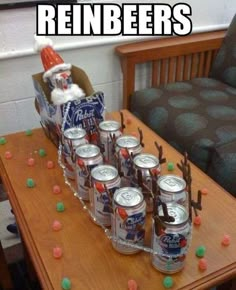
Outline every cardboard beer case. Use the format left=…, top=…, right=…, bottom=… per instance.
left=32, top=66, right=105, bottom=147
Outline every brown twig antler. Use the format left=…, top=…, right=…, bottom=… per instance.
left=153, top=200, right=175, bottom=236
left=138, top=127, right=145, bottom=147
left=120, top=111, right=126, bottom=132
left=154, top=141, right=166, bottom=164
left=191, top=190, right=202, bottom=216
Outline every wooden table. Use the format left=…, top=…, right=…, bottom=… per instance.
left=0, top=110, right=236, bottom=290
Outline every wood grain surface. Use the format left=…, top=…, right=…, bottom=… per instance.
left=0, top=110, right=235, bottom=290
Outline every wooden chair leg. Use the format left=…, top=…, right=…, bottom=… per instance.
left=0, top=240, right=14, bottom=290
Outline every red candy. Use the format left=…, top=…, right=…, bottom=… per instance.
left=194, top=215, right=202, bottom=226
left=47, top=160, right=54, bottom=169
left=27, top=158, right=35, bottom=166
left=221, top=234, right=231, bottom=246
left=5, top=151, right=12, bottom=159
left=53, top=246, right=63, bottom=258
left=53, top=185, right=61, bottom=194
left=198, top=258, right=207, bottom=271
left=128, top=279, right=138, bottom=290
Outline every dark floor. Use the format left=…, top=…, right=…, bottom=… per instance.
left=9, top=260, right=41, bottom=290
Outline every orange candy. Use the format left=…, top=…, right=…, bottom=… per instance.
left=198, top=258, right=207, bottom=270
left=47, top=160, right=54, bottom=169
left=201, top=188, right=208, bottom=195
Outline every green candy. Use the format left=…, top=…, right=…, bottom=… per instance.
left=195, top=245, right=206, bottom=257
left=25, top=129, right=33, bottom=136
left=57, top=202, right=65, bottom=212
left=26, top=178, right=35, bottom=188
left=38, top=148, right=46, bottom=157
left=61, top=277, right=71, bottom=290
left=167, top=162, right=174, bottom=171
left=163, top=276, right=173, bottom=288
left=0, top=137, right=6, bottom=145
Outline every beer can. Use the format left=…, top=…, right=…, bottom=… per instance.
left=151, top=203, right=192, bottom=273
left=112, top=187, right=146, bottom=254
left=99, top=120, right=122, bottom=165
left=157, top=175, right=188, bottom=209
left=115, top=135, right=142, bottom=186
left=133, top=153, right=161, bottom=213
left=75, top=144, right=103, bottom=200
left=62, top=127, right=88, bottom=179
left=91, top=165, right=121, bottom=226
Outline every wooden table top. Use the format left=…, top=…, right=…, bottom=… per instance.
left=0, top=109, right=236, bottom=290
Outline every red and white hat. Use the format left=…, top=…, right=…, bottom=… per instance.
left=34, top=35, right=71, bottom=82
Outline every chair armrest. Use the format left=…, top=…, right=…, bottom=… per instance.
left=115, top=30, right=226, bottom=109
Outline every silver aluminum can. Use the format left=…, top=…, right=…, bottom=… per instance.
left=112, top=187, right=146, bottom=254
left=132, top=153, right=161, bottom=213
left=99, top=120, right=122, bottom=165
left=62, top=127, right=88, bottom=180
left=75, top=144, right=103, bottom=200
left=157, top=175, right=188, bottom=210
left=115, top=135, right=142, bottom=186
left=151, top=203, right=192, bottom=273
left=91, top=165, right=121, bottom=226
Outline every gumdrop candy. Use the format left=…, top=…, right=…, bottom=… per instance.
left=221, top=234, right=231, bottom=246
left=163, top=276, right=174, bottom=288
left=53, top=246, right=63, bottom=259
left=61, top=277, right=71, bottom=290
left=198, top=258, right=207, bottom=271
left=52, top=220, right=62, bottom=231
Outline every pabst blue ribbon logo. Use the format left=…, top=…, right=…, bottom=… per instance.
left=159, top=234, right=187, bottom=255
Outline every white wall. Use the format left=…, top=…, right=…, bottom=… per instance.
left=0, top=0, right=235, bottom=135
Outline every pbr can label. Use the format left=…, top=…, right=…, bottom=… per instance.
left=151, top=204, right=192, bottom=273
left=116, top=136, right=142, bottom=186
left=112, top=187, right=146, bottom=254
left=158, top=175, right=188, bottom=208
left=99, top=120, right=122, bottom=165
left=62, top=127, right=88, bottom=179
left=76, top=144, right=103, bottom=200
left=91, top=165, right=120, bottom=226
left=132, top=153, right=161, bottom=212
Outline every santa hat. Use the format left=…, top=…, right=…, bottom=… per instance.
left=34, top=35, right=71, bottom=82
left=34, top=35, right=85, bottom=105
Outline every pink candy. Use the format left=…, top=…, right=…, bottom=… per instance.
left=47, top=160, right=54, bottom=169
left=128, top=279, right=138, bottom=290
left=5, top=151, right=12, bottom=159
left=198, top=258, right=207, bottom=271
left=194, top=215, right=201, bottom=226
left=221, top=234, right=231, bottom=246
left=27, top=158, right=35, bottom=166
left=52, top=220, right=62, bottom=231
left=53, top=246, right=63, bottom=259
left=53, top=185, right=61, bottom=194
